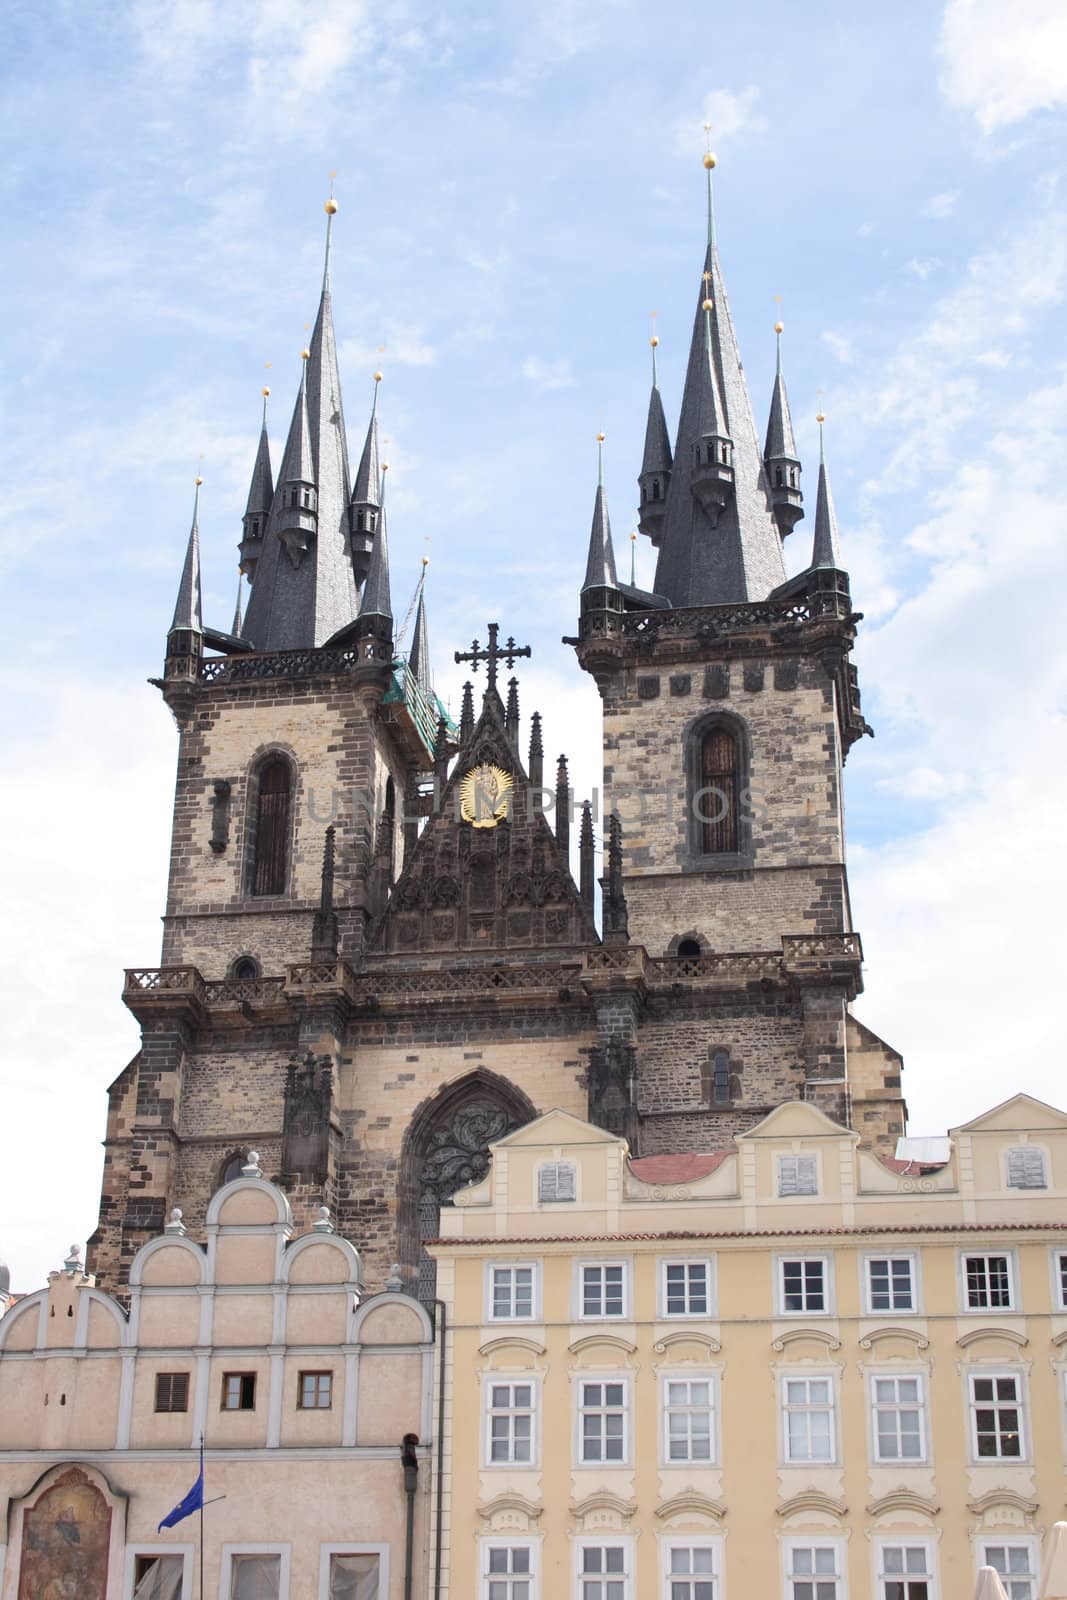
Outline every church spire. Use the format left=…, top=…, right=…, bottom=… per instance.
left=239, top=386, right=274, bottom=581
left=408, top=560, right=431, bottom=695
left=652, top=152, right=787, bottom=607
left=242, top=196, right=358, bottom=651
left=637, top=328, right=673, bottom=546
left=764, top=321, right=804, bottom=538
left=582, top=433, right=619, bottom=592
left=356, top=463, right=392, bottom=633
left=349, top=372, right=382, bottom=586
left=170, top=476, right=203, bottom=636
left=230, top=572, right=245, bottom=639
left=810, top=415, right=842, bottom=570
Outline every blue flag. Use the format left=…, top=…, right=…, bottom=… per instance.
left=158, top=1447, right=204, bottom=1531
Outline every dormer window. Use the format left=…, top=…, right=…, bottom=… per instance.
left=1006, top=1147, right=1046, bottom=1190
left=652, top=478, right=662, bottom=501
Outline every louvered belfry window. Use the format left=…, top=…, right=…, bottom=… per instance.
left=252, top=759, right=291, bottom=896
left=700, top=727, right=739, bottom=854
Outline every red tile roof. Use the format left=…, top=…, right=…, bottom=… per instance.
left=628, top=1152, right=731, bottom=1184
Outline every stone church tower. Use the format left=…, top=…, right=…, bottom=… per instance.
left=88, top=170, right=905, bottom=1300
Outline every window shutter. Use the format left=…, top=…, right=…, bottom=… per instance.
left=253, top=760, right=291, bottom=896
left=1006, top=1147, right=1046, bottom=1189
left=700, top=728, right=739, bottom=854
left=538, top=1162, right=576, bottom=1202
left=778, top=1156, right=818, bottom=1196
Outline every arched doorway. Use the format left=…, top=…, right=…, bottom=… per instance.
left=399, top=1071, right=538, bottom=1304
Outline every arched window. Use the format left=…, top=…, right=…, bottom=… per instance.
left=251, top=758, right=292, bottom=896
left=229, top=955, right=261, bottom=982
left=699, top=725, right=739, bottom=855
left=677, top=937, right=702, bottom=959
left=219, top=1152, right=246, bottom=1186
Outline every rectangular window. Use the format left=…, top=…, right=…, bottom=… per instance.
left=780, top=1257, right=828, bottom=1314
left=866, top=1256, right=916, bottom=1314
left=538, top=1163, right=576, bottom=1202
left=872, top=1375, right=926, bottom=1462
left=663, top=1378, right=715, bottom=1463
left=230, top=1554, right=280, bottom=1600
left=154, top=1372, right=190, bottom=1414
left=328, top=1553, right=380, bottom=1600
left=970, top=1372, right=1024, bottom=1459
left=490, top=1264, right=536, bottom=1321
left=483, top=1545, right=533, bottom=1600
left=664, top=1545, right=717, bottom=1600
left=222, top=1372, right=257, bottom=1411
left=785, top=1544, right=842, bottom=1600
left=579, top=1379, right=628, bottom=1464
left=582, top=1263, right=627, bottom=1319
left=1056, top=1252, right=1067, bottom=1310
left=877, top=1544, right=933, bottom=1600
left=661, top=1260, right=713, bottom=1318
left=981, top=1542, right=1037, bottom=1600
left=487, top=1381, right=535, bottom=1465
left=778, top=1155, right=818, bottom=1196
left=1006, top=1148, right=1046, bottom=1189
left=133, top=1555, right=186, bottom=1600
left=783, top=1377, right=835, bottom=1463
left=298, top=1371, right=332, bottom=1409
left=579, top=1545, right=629, bottom=1600
left=964, top=1254, right=1014, bottom=1310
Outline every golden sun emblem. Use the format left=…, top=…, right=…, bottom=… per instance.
left=459, top=764, right=513, bottom=829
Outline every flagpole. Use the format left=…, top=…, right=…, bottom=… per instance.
left=199, top=1434, right=205, bottom=1600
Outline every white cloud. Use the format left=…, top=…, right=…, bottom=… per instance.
left=821, top=330, right=854, bottom=366
left=674, top=86, right=767, bottom=155
left=905, top=256, right=941, bottom=280
left=939, top=0, right=1067, bottom=132
left=339, top=326, right=438, bottom=371
left=521, top=356, right=576, bottom=390
left=924, top=190, right=959, bottom=219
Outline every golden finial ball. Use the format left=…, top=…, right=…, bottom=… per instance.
left=630, top=529, right=637, bottom=541
left=703, top=152, right=717, bottom=169
left=301, top=347, right=310, bottom=360
left=382, top=461, right=390, bottom=471
left=195, top=475, right=203, bottom=486
left=774, top=321, right=784, bottom=334
left=702, top=297, right=713, bottom=312
left=650, top=335, right=660, bottom=348
left=324, top=197, right=338, bottom=215
left=422, top=555, right=429, bottom=567
left=374, top=369, right=383, bottom=382
left=816, top=412, right=825, bottom=424
left=596, top=431, right=605, bottom=443
left=262, top=385, right=271, bottom=397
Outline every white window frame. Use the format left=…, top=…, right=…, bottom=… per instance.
left=484, top=1376, right=539, bottom=1468
left=660, top=1371, right=719, bottom=1466
left=659, top=1257, right=716, bottom=1319
left=537, top=1162, right=577, bottom=1203
left=317, top=1543, right=390, bottom=1600
left=960, top=1251, right=1016, bottom=1313
left=1005, top=1146, right=1047, bottom=1190
left=576, top=1259, right=631, bottom=1320
left=869, top=1371, right=928, bottom=1464
left=967, top=1368, right=1028, bottom=1462
left=873, top=1538, right=937, bottom=1600
left=782, top=1537, right=847, bottom=1600
left=777, top=1254, right=833, bottom=1316
left=486, top=1261, right=540, bottom=1322
left=780, top=1372, right=838, bottom=1465
left=575, top=1374, right=631, bottom=1467
left=575, top=1536, right=634, bottom=1600
left=977, top=1537, right=1040, bottom=1600
left=660, top=1538, right=722, bottom=1600
left=220, top=1544, right=291, bottom=1600
left=777, top=1153, right=819, bottom=1197
left=478, top=1537, right=539, bottom=1600
left=1051, top=1249, right=1067, bottom=1311
left=863, top=1252, right=920, bottom=1315
left=124, top=1545, right=194, bottom=1600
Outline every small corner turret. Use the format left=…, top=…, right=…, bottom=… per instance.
left=165, top=476, right=204, bottom=688
left=349, top=371, right=383, bottom=586
left=764, top=321, right=803, bottom=538
left=578, top=435, right=624, bottom=675
left=690, top=268, right=735, bottom=526
left=637, top=334, right=673, bottom=545
left=239, top=388, right=274, bottom=580
left=274, top=351, right=318, bottom=569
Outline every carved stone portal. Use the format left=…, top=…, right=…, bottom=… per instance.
left=415, top=1097, right=523, bottom=1303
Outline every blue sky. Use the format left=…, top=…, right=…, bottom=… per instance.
left=2, top=0, right=1066, bottom=1288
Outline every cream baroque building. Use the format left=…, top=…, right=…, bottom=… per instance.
left=430, top=1095, right=1067, bottom=1600
left=0, top=1167, right=432, bottom=1600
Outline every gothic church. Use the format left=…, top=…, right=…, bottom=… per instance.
left=89, top=165, right=905, bottom=1300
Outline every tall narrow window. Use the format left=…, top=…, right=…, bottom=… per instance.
left=699, top=727, right=739, bottom=855
left=252, top=759, right=291, bottom=896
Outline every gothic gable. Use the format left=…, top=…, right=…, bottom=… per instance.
left=372, top=694, right=599, bottom=956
